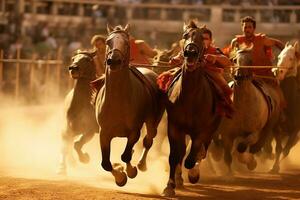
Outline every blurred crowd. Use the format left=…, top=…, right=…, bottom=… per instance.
left=117, top=0, right=300, bottom=5
left=0, top=13, right=99, bottom=62
left=0, top=0, right=299, bottom=62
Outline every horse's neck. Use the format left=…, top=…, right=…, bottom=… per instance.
left=233, top=80, right=256, bottom=104
left=104, top=67, right=131, bottom=106
left=181, top=68, right=204, bottom=93
left=70, top=79, right=93, bottom=109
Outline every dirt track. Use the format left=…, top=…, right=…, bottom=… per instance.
left=0, top=104, right=300, bottom=199
left=1, top=170, right=300, bottom=200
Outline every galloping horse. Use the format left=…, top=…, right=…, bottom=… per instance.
left=219, top=49, right=281, bottom=173
left=94, top=25, right=164, bottom=186
left=58, top=51, right=99, bottom=175
left=270, top=41, right=300, bottom=173
left=162, top=21, right=222, bottom=197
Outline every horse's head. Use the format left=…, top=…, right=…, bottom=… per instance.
left=68, top=50, right=97, bottom=80
left=182, top=21, right=205, bottom=72
left=106, top=24, right=130, bottom=71
left=232, top=47, right=253, bottom=83
left=276, top=42, right=300, bottom=80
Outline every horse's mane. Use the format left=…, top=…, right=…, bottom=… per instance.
left=230, top=44, right=253, bottom=61
left=278, top=44, right=294, bottom=58
left=113, top=25, right=124, bottom=31
left=75, top=49, right=97, bottom=58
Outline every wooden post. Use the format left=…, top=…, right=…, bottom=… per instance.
left=15, top=48, right=21, bottom=99
left=29, top=54, right=36, bottom=95
left=56, top=46, right=62, bottom=96
left=0, top=49, right=3, bottom=91
left=45, top=53, right=50, bottom=99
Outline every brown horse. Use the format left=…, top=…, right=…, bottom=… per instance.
left=218, top=49, right=281, bottom=174
left=57, top=50, right=99, bottom=175
left=162, top=21, right=221, bottom=197
left=94, top=25, right=164, bottom=187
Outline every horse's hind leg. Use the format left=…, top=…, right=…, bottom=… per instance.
left=270, top=132, right=283, bottom=174
left=222, top=136, right=234, bottom=175
left=74, top=132, right=95, bottom=163
left=57, top=129, right=74, bottom=175
left=137, top=121, right=158, bottom=171
left=283, top=129, right=299, bottom=157
left=121, top=132, right=140, bottom=179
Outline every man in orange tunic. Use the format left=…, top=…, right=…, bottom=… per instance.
left=230, top=16, right=284, bottom=77
left=230, top=16, right=286, bottom=112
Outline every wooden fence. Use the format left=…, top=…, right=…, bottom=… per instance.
left=0, top=48, right=73, bottom=102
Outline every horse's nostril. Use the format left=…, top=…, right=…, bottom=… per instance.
left=184, top=50, right=197, bottom=57
left=107, top=59, right=113, bottom=65
left=107, top=58, right=122, bottom=66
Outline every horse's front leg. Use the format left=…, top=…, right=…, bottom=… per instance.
left=270, top=132, right=283, bottom=174
left=237, top=131, right=259, bottom=171
left=162, top=123, right=186, bottom=197
left=74, top=131, right=95, bottom=163
left=100, top=131, right=127, bottom=187
left=138, top=121, right=158, bottom=171
left=185, top=136, right=206, bottom=184
left=121, top=131, right=140, bottom=179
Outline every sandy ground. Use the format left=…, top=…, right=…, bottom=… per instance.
left=0, top=102, right=300, bottom=199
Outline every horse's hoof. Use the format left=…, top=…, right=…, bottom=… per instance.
left=56, top=166, right=67, bottom=176
left=247, top=158, right=257, bottom=171
left=226, top=171, right=234, bottom=177
left=269, top=165, right=280, bottom=174
left=115, top=171, right=127, bottom=187
left=162, top=187, right=175, bottom=197
left=79, top=153, right=90, bottom=164
left=137, top=162, right=147, bottom=172
left=126, top=166, right=138, bottom=179
left=237, top=143, right=247, bottom=153
left=282, top=149, right=290, bottom=158
left=188, top=168, right=200, bottom=184
left=175, top=174, right=184, bottom=189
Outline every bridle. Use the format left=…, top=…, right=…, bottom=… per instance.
left=69, top=52, right=96, bottom=80
left=182, top=27, right=205, bottom=70
left=105, top=30, right=130, bottom=68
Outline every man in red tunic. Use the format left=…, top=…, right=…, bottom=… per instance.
left=159, top=26, right=234, bottom=118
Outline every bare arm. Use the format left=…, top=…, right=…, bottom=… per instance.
left=136, top=40, right=157, bottom=58
left=230, top=38, right=238, bottom=50
left=264, top=37, right=284, bottom=50
left=205, top=54, right=232, bottom=68
left=215, top=54, right=232, bottom=67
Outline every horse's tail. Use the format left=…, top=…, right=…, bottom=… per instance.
left=90, top=74, right=105, bottom=106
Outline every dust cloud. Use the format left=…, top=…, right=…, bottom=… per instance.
left=0, top=95, right=169, bottom=195
left=0, top=94, right=300, bottom=196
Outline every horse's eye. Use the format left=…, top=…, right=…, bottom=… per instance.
left=182, top=33, right=188, bottom=40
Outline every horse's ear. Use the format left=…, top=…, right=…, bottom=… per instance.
left=183, top=22, right=188, bottom=31
left=285, top=41, right=290, bottom=48
left=294, top=41, right=300, bottom=59
left=107, top=24, right=114, bottom=34
left=124, top=24, right=130, bottom=33
left=293, top=41, right=299, bottom=52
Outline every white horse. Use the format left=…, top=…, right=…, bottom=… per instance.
left=276, top=42, right=300, bottom=80
left=270, top=41, right=300, bottom=173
